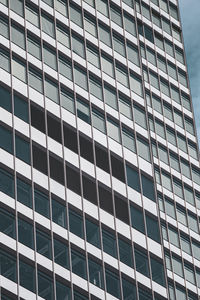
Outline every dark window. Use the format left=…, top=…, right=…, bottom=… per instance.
left=122, top=277, right=137, bottom=300
left=0, top=250, right=16, bottom=282
left=102, top=229, right=117, bottom=258
left=144, top=25, right=154, bottom=42
left=130, top=205, right=145, bottom=233
left=56, top=281, right=71, bottom=300
left=139, top=288, right=153, bottom=300
left=98, top=184, right=113, bottom=214
left=105, top=268, right=121, bottom=299
left=114, top=194, right=129, bottom=224
left=141, top=174, right=155, bottom=201
left=52, top=198, right=66, bottom=228
left=30, top=103, right=45, bottom=133
left=71, top=249, right=87, bottom=279
left=36, top=229, right=52, bottom=259
left=126, top=165, right=140, bottom=192
left=54, top=238, right=69, bottom=269
left=0, top=85, right=12, bottom=112
left=0, top=125, right=13, bottom=153
left=111, top=154, right=125, bottom=182
left=38, top=271, right=54, bottom=300
left=19, top=260, right=35, bottom=292
left=79, top=134, right=94, bottom=163
left=86, top=218, right=100, bottom=248
left=17, top=177, right=32, bottom=208
left=95, top=143, right=110, bottom=173
left=49, top=154, right=64, bottom=185
left=0, top=208, right=15, bottom=238
left=18, top=217, right=34, bottom=249
left=150, top=257, right=166, bottom=286
left=82, top=175, right=97, bottom=205
left=15, top=135, right=30, bottom=164
left=145, top=214, right=160, bottom=243
left=47, top=114, right=62, bottom=143
left=135, top=248, right=149, bottom=277
left=88, top=258, right=104, bottom=289
left=66, top=164, right=81, bottom=195
left=0, top=168, right=14, bottom=198
left=34, top=188, right=50, bottom=218
left=14, top=94, right=29, bottom=123
left=63, top=124, right=78, bottom=153
left=32, top=144, right=48, bottom=175
left=69, top=208, right=84, bottom=238
left=118, top=238, right=133, bottom=267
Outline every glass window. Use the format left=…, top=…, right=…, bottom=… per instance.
left=119, top=96, right=132, bottom=119
left=137, top=137, right=150, bottom=161
left=0, top=208, right=15, bottom=238
left=88, top=258, right=104, bottom=288
left=0, top=250, right=16, bottom=282
left=96, top=0, right=109, bottom=17
left=19, top=260, right=35, bottom=292
left=52, top=198, right=67, bottom=228
left=155, top=120, right=165, bottom=139
left=188, top=214, right=199, bottom=233
left=59, top=55, right=72, bottom=80
left=36, top=229, right=52, bottom=259
left=0, top=16, right=9, bottom=38
left=168, top=62, right=177, bottom=80
left=180, top=235, right=191, bottom=255
left=126, top=165, right=140, bottom=192
left=166, top=127, right=176, bottom=146
left=147, top=48, right=156, bottom=65
left=158, top=55, right=167, bottom=73
left=18, top=217, right=34, bottom=248
left=152, top=11, right=161, bottom=27
left=150, top=257, right=165, bottom=286
left=0, top=49, right=10, bottom=72
left=54, top=238, right=69, bottom=268
left=72, top=34, right=85, bottom=58
left=158, top=145, right=168, bottom=164
left=71, top=249, right=87, bottom=279
left=12, top=57, right=26, bottom=82
left=89, top=76, right=103, bottom=100
left=56, top=24, right=70, bottom=47
left=130, top=73, right=143, bottom=96
left=17, top=177, right=32, bottom=207
left=165, top=198, right=175, bottom=218
left=29, top=67, right=43, bottom=93
left=69, top=209, right=84, bottom=238
left=99, top=24, right=111, bottom=47
left=0, top=85, right=11, bottom=112
left=74, top=66, right=88, bottom=90
left=135, top=249, right=149, bottom=277
left=107, top=118, right=121, bottom=143
left=0, top=168, right=14, bottom=198
left=105, top=268, right=121, bottom=299
left=165, top=40, right=174, bottom=57
left=118, top=238, right=133, bottom=267
left=15, top=135, right=30, bottom=164
left=10, top=0, right=24, bottom=16
left=177, top=134, right=187, bottom=153
left=122, top=128, right=135, bottom=152
left=0, top=125, right=13, bottom=153
left=177, top=207, right=187, bottom=225
left=56, top=281, right=71, bottom=300
left=43, top=0, right=53, bottom=7
left=116, top=64, right=129, bottom=87
left=86, top=218, right=100, bottom=248
left=172, top=26, right=181, bottom=42
left=113, top=34, right=125, bottom=56
left=124, top=13, right=136, bottom=35
left=104, top=84, right=117, bottom=109
left=45, top=77, right=59, bottom=103
left=26, top=4, right=40, bottom=27
left=34, top=189, right=49, bottom=218
left=172, top=256, right=183, bottom=277
left=56, top=0, right=68, bottom=16
left=192, top=241, right=200, bottom=261
left=127, top=43, right=139, bottom=66
left=87, top=44, right=100, bottom=68
left=162, top=18, right=171, bottom=34
left=122, top=278, right=136, bottom=300
left=189, top=142, right=198, bottom=159
left=111, top=5, right=122, bottom=26
left=185, top=117, right=195, bottom=135
left=146, top=214, right=160, bottom=242
left=61, top=89, right=74, bottom=114
left=155, top=34, right=164, bottom=50
left=77, top=99, right=90, bottom=124
left=168, top=227, right=179, bottom=247
left=130, top=205, right=144, bottom=233
left=14, top=94, right=28, bottom=123
left=102, top=229, right=117, bottom=258
left=42, top=14, right=55, bottom=37
left=161, top=172, right=172, bottom=191
left=171, top=85, right=181, bottom=104
left=134, top=105, right=146, bottom=129
left=101, top=55, right=114, bottom=77
left=43, top=45, right=57, bottom=70
left=38, top=271, right=54, bottom=300
left=175, top=46, right=184, bottom=64
left=92, top=108, right=106, bottom=133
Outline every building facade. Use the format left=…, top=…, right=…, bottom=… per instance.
left=0, top=0, right=200, bottom=299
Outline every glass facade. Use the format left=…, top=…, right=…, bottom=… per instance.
left=0, top=0, right=199, bottom=299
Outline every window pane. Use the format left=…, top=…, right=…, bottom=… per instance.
left=71, top=250, right=87, bottom=279
left=135, top=249, right=149, bottom=277
left=14, top=94, right=29, bottom=123
left=88, top=258, right=104, bottom=288
left=0, top=250, right=16, bottom=282
left=104, top=85, right=117, bottom=109
left=0, top=208, right=15, bottom=238
left=122, top=278, right=136, bottom=300
left=52, top=198, right=67, bottom=228
left=18, top=217, right=34, bottom=248
left=101, top=55, right=114, bottom=77
left=56, top=281, right=71, bottom=300
left=130, top=205, right=144, bottom=233
left=0, top=125, right=13, bottom=153
left=122, top=128, right=135, bottom=152
left=126, top=165, right=140, bottom=192
left=42, top=14, right=55, bottom=37
left=38, top=271, right=54, bottom=300
left=151, top=257, right=165, bottom=286
left=89, top=76, right=103, bottom=100
left=102, top=229, right=117, bottom=258
left=34, top=189, right=50, bottom=218
left=0, top=16, right=9, bottom=38
left=19, top=260, right=35, bottom=292
left=43, top=45, right=57, bottom=70
left=0, top=85, right=12, bottom=112
left=70, top=4, right=83, bottom=27
left=130, top=74, right=143, bottom=96
left=54, top=238, right=69, bottom=268
left=137, top=137, right=150, bottom=161
left=59, top=55, right=72, bottom=80
left=56, top=24, right=70, bottom=47
left=77, top=99, right=90, bottom=123
left=105, top=269, right=121, bottom=298
left=86, top=219, right=100, bottom=248
left=0, top=168, right=14, bottom=198
left=45, top=78, right=59, bottom=103
left=92, top=109, right=106, bottom=133
left=118, top=238, right=133, bottom=267
left=61, top=89, right=74, bottom=114
left=25, top=4, right=39, bottom=27
left=17, top=177, right=32, bottom=207
left=15, top=135, right=30, bottom=164
left=107, top=119, right=121, bottom=143
left=10, top=0, right=24, bottom=16
left=29, top=68, right=43, bottom=93
left=72, top=35, right=85, bottom=58
left=69, top=209, right=84, bottom=238
left=36, top=229, right=52, bottom=259
left=12, top=58, right=26, bottom=82
left=74, top=66, right=88, bottom=90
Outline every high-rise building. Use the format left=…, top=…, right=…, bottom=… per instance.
left=0, top=0, right=200, bottom=299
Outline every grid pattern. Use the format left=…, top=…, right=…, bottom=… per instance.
left=0, top=0, right=200, bottom=299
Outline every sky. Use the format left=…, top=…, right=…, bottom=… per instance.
left=179, top=0, right=200, bottom=146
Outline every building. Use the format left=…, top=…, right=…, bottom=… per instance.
left=0, top=0, right=200, bottom=299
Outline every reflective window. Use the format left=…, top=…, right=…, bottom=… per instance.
left=0, top=250, right=16, bottom=282
left=101, top=55, right=114, bottom=77
left=34, top=189, right=50, bottom=218
left=17, top=177, right=32, bottom=207
left=86, top=218, right=100, bottom=248
left=0, top=16, right=9, bottom=38
left=102, top=229, right=117, bottom=258
left=126, top=165, right=140, bottom=192
left=61, top=89, right=74, bottom=114
left=122, top=128, right=135, bottom=152
left=122, top=278, right=136, bottom=300
left=77, top=99, right=90, bottom=124
left=15, top=135, right=30, bottom=164
left=43, top=45, right=57, bottom=70
left=72, top=34, right=85, bottom=58
left=36, top=229, right=52, bottom=259
left=118, top=238, right=133, bottom=267
left=0, top=208, right=15, bottom=238
left=54, top=238, right=69, bottom=268
left=45, top=77, right=59, bottom=103
left=107, top=118, right=121, bottom=143
left=137, top=137, right=150, bottom=161
left=74, top=66, right=88, bottom=90
left=0, top=125, right=13, bottom=153
left=135, top=248, right=149, bottom=277
left=12, top=57, right=26, bottom=82
left=71, top=249, right=87, bottom=279
left=52, top=198, right=67, bottom=228
left=0, top=49, right=10, bottom=72
left=18, top=217, right=34, bottom=248
left=124, top=13, right=136, bottom=35
left=14, top=94, right=29, bottom=123
left=84, top=14, right=97, bottom=37
left=134, top=105, right=146, bottom=128
left=130, top=73, right=143, bottom=96
left=10, top=0, right=24, bottom=16
left=19, top=260, right=35, bottom=292
left=25, top=4, right=40, bottom=27
left=104, top=84, right=117, bottom=109
left=88, top=258, right=104, bottom=289
left=56, top=281, right=71, bottom=300
left=42, top=14, right=55, bottom=38
left=150, top=257, right=165, bottom=286
left=29, top=67, right=43, bottom=93
left=0, top=85, right=12, bottom=112
left=28, top=35, right=41, bottom=60
left=89, top=76, right=103, bottom=100
left=0, top=168, right=14, bottom=198
left=96, top=0, right=109, bottom=17
left=111, top=5, right=122, bottom=26
left=38, top=271, right=54, bottom=300
left=87, top=44, right=100, bottom=68
left=130, top=205, right=144, bottom=233
left=92, top=108, right=106, bottom=133
left=172, top=255, right=183, bottom=277
left=105, top=268, right=121, bottom=298
left=59, top=55, right=72, bottom=80
left=56, top=0, right=68, bottom=17
left=56, top=24, right=70, bottom=47
left=113, top=34, right=125, bottom=56
left=69, top=209, right=84, bottom=238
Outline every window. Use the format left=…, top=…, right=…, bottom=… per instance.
left=130, top=205, right=144, bottom=233
left=56, top=24, right=70, bottom=47
left=61, top=89, right=74, bottom=113
left=71, top=249, right=87, bottom=279
left=17, top=177, right=32, bottom=207
left=113, top=34, right=125, bottom=56
left=59, top=55, right=72, bottom=80
left=104, top=84, right=117, bottom=109
left=56, top=281, right=71, bottom=300
left=111, top=5, right=122, bottom=26
left=0, top=250, right=16, bottom=282
left=87, top=44, right=100, bottom=68
left=101, top=55, right=114, bottom=77
left=158, top=145, right=168, bottom=164
left=130, top=73, right=143, bottom=96
left=118, top=238, right=133, bottom=267
left=43, top=45, right=57, bottom=70
left=99, top=24, right=111, bottom=47
left=19, top=260, right=35, bottom=292
left=74, top=66, right=88, bottom=90
left=26, top=4, right=40, bottom=27
left=72, top=34, right=85, bottom=58
left=142, top=175, right=155, bottom=202
left=105, top=268, right=121, bottom=298
left=150, top=257, right=165, bottom=286
left=29, top=67, right=43, bottom=93
left=84, top=13, right=97, bottom=37
left=116, top=64, right=129, bottom=87
left=119, top=95, right=132, bottom=119
left=126, top=165, right=140, bottom=192
left=0, top=85, right=11, bottom=112
left=28, top=35, right=41, bottom=61
left=127, top=43, right=140, bottom=66
left=38, top=271, right=54, bottom=300
left=134, top=105, right=146, bottom=128
left=122, top=128, right=135, bottom=152
left=0, top=208, right=15, bottom=238
left=168, top=227, right=179, bottom=248
left=0, top=168, right=14, bottom=198
left=88, top=258, right=104, bottom=288
left=137, top=137, right=150, bottom=161
left=188, top=213, right=199, bottom=233
left=0, top=125, right=13, bottom=153
left=122, top=278, right=136, bottom=300
left=36, top=229, right=52, bottom=259
left=92, top=108, right=106, bottom=133
left=124, top=13, right=136, bottom=35
left=135, top=248, right=149, bottom=277
left=89, top=76, right=103, bottom=100
left=70, top=3, right=83, bottom=27
left=18, top=217, right=34, bottom=248
left=10, top=0, right=24, bottom=16
left=69, top=209, right=84, bottom=238
left=165, top=198, right=175, bottom=218
left=102, top=229, right=117, bottom=258
left=12, top=57, right=26, bottom=82
left=96, top=0, right=109, bottom=17
left=34, top=188, right=50, bottom=218
left=107, top=118, right=121, bottom=143
left=77, top=99, right=90, bottom=124
left=86, top=218, right=100, bottom=248
left=52, top=198, right=67, bottom=228
left=172, top=255, right=183, bottom=277
left=56, top=0, right=68, bottom=17
left=0, top=16, right=9, bottom=38
left=54, top=238, right=69, bottom=268
left=161, top=172, right=172, bottom=191
left=42, top=14, right=55, bottom=37
left=0, top=49, right=10, bottom=72
left=45, top=77, right=59, bottom=103
left=15, top=135, right=30, bottom=164
left=146, top=214, right=160, bottom=242
left=155, top=120, right=165, bottom=139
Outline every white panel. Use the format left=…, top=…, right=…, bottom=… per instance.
left=16, top=202, right=33, bottom=220
left=18, top=243, right=35, bottom=261
left=103, top=252, right=118, bottom=270
left=0, top=276, right=17, bottom=296
left=108, top=138, right=123, bottom=157
left=116, top=219, right=131, bottom=239
left=43, top=64, right=58, bottom=81
left=42, top=32, right=56, bottom=48
left=99, top=209, right=115, bottom=229
left=147, top=238, right=162, bottom=258
left=0, top=233, right=16, bottom=251
left=112, top=177, right=126, bottom=197
left=64, top=148, right=79, bottom=168
left=49, top=178, right=65, bottom=200
left=83, top=199, right=99, bottom=220
left=69, top=232, right=85, bottom=250
left=54, top=264, right=71, bottom=282
left=136, top=271, right=151, bottom=288
left=0, top=149, right=14, bottom=170
left=152, top=282, right=167, bottom=298
left=34, top=212, right=51, bottom=230
left=27, top=54, right=42, bottom=70
left=0, top=192, right=15, bottom=209
left=77, top=119, right=92, bottom=138
left=29, top=87, right=44, bottom=107
left=15, top=159, right=32, bottom=180
left=143, top=197, right=157, bottom=216
left=86, top=243, right=102, bottom=260
left=127, top=187, right=142, bottom=207
left=119, top=262, right=135, bottom=279
left=138, top=157, right=153, bottom=176
left=31, top=127, right=46, bottom=148
left=61, top=108, right=76, bottom=128
left=48, top=137, right=63, bottom=158
left=80, top=157, right=95, bottom=178
left=36, top=253, right=53, bottom=271
left=89, top=284, right=106, bottom=300
left=96, top=168, right=111, bottom=188
left=52, top=223, right=68, bottom=240
left=67, top=189, right=82, bottom=210
left=132, top=229, right=146, bottom=249
left=93, top=128, right=107, bottom=147
left=72, top=274, right=88, bottom=291
left=14, top=116, right=29, bottom=137
left=19, top=286, right=36, bottom=300
left=32, top=169, right=49, bottom=190
left=12, top=77, right=28, bottom=98
left=45, top=97, right=60, bottom=118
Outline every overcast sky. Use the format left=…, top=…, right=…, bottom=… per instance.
left=179, top=0, right=200, bottom=146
